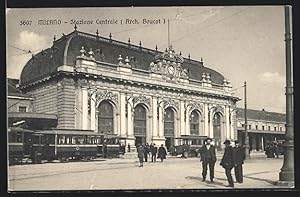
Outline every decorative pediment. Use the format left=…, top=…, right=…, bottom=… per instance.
left=96, top=90, right=118, bottom=104
left=163, top=99, right=179, bottom=110
left=186, top=102, right=204, bottom=113
left=211, top=104, right=224, bottom=114
left=133, top=95, right=151, bottom=107
left=149, top=46, right=189, bottom=81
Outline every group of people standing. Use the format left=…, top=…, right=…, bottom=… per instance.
left=137, top=143, right=167, bottom=167
left=265, top=142, right=281, bottom=158
left=199, top=138, right=245, bottom=188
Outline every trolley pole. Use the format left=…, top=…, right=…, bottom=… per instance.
left=278, top=5, right=294, bottom=187
left=244, top=81, right=250, bottom=159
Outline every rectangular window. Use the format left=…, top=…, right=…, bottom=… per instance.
left=274, top=127, right=277, bottom=131
left=262, top=126, right=265, bottom=130
left=18, top=106, right=27, bottom=112
left=241, top=124, right=244, bottom=127
left=280, top=127, right=282, bottom=131
left=255, top=125, right=258, bottom=130
left=249, top=125, right=251, bottom=130
left=268, top=126, right=271, bottom=130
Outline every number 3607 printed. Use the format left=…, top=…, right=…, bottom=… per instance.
left=20, top=20, right=32, bottom=25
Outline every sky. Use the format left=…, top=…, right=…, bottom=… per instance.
left=6, top=6, right=287, bottom=113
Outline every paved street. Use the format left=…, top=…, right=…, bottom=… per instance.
left=8, top=156, right=288, bottom=191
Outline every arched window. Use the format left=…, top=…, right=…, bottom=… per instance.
left=98, top=100, right=114, bottom=134
left=134, top=104, right=147, bottom=137
left=190, top=110, right=200, bottom=135
left=213, top=112, right=222, bottom=148
left=164, top=107, right=175, bottom=137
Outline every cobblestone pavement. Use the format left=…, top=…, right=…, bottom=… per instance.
left=8, top=156, right=290, bottom=191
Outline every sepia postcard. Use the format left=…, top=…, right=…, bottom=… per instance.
left=6, top=6, right=294, bottom=191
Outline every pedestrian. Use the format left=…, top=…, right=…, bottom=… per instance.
left=265, top=144, right=274, bottom=158
left=137, top=144, right=144, bottom=167
left=144, top=143, right=150, bottom=162
left=273, top=142, right=279, bottom=158
left=233, top=140, right=245, bottom=183
left=150, top=143, right=158, bottom=162
left=157, top=144, right=167, bottom=162
left=127, top=143, right=131, bottom=152
left=220, top=140, right=235, bottom=188
left=199, top=137, right=216, bottom=183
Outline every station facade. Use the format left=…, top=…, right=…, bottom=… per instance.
left=18, top=29, right=239, bottom=151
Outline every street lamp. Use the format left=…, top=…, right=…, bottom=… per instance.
left=244, top=81, right=250, bottom=159
left=278, top=5, right=294, bottom=187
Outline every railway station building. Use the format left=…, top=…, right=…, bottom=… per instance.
left=16, top=29, right=240, bottom=151
left=236, top=108, right=285, bottom=152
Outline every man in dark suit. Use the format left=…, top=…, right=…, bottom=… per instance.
left=233, top=140, right=245, bottom=183
left=199, top=138, right=217, bottom=183
left=220, top=140, right=235, bottom=187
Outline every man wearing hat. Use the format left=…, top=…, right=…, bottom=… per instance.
left=220, top=139, right=235, bottom=187
left=199, top=137, right=217, bottom=183
left=233, top=140, right=245, bottom=183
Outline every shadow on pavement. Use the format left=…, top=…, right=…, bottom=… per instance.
left=186, top=176, right=226, bottom=187
left=243, top=175, right=276, bottom=185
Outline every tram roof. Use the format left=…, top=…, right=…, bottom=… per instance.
left=176, top=135, right=207, bottom=140
left=8, top=127, right=35, bottom=133
left=35, top=129, right=103, bottom=136
left=34, top=129, right=119, bottom=137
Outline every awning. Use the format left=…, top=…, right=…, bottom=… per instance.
left=237, top=129, right=285, bottom=135
left=8, top=112, right=58, bottom=129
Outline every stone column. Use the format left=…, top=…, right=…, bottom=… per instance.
left=225, top=105, right=230, bottom=139
left=152, top=97, right=158, bottom=137
left=158, top=104, right=164, bottom=137
left=90, top=91, right=96, bottom=131
left=209, top=105, right=214, bottom=138
left=126, top=97, right=135, bottom=152
left=186, top=108, right=190, bottom=135
left=204, top=103, right=209, bottom=137
left=82, top=87, right=88, bottom=130
left=261, top=136, right=264, bottom=151
left=180, top=101, right=186, bottom=135
left=127, top=97, right=134, bottom=137
left=120, top=93, right=127, bottom=137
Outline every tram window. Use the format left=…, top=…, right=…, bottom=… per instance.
left=87, top=136, right=91, bottom=144
left=9, top=131, right=20, bottom=143
left=71, top=136, right=77, bottom=144
left=33, top=135, right=40, bottom=144
left=17, top=132, right=22, bottom=143
left=78, top=136, right=85, bottom=144
left=58, top=135, right=66, bottom=144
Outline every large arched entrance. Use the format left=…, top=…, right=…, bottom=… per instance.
left=98, top=100, right=114, bottom=134
left=134, top=104, right=147, bottom=146
left=164, top=107, right=175, bottom=151
left=213, top=112, right=222, bottom=149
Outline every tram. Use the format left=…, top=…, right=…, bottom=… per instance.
left=8, top=127, right=125, bottom=164
left=8, top=127, right=43, bottom=164
left=170, top=135, right=207, bottom=157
